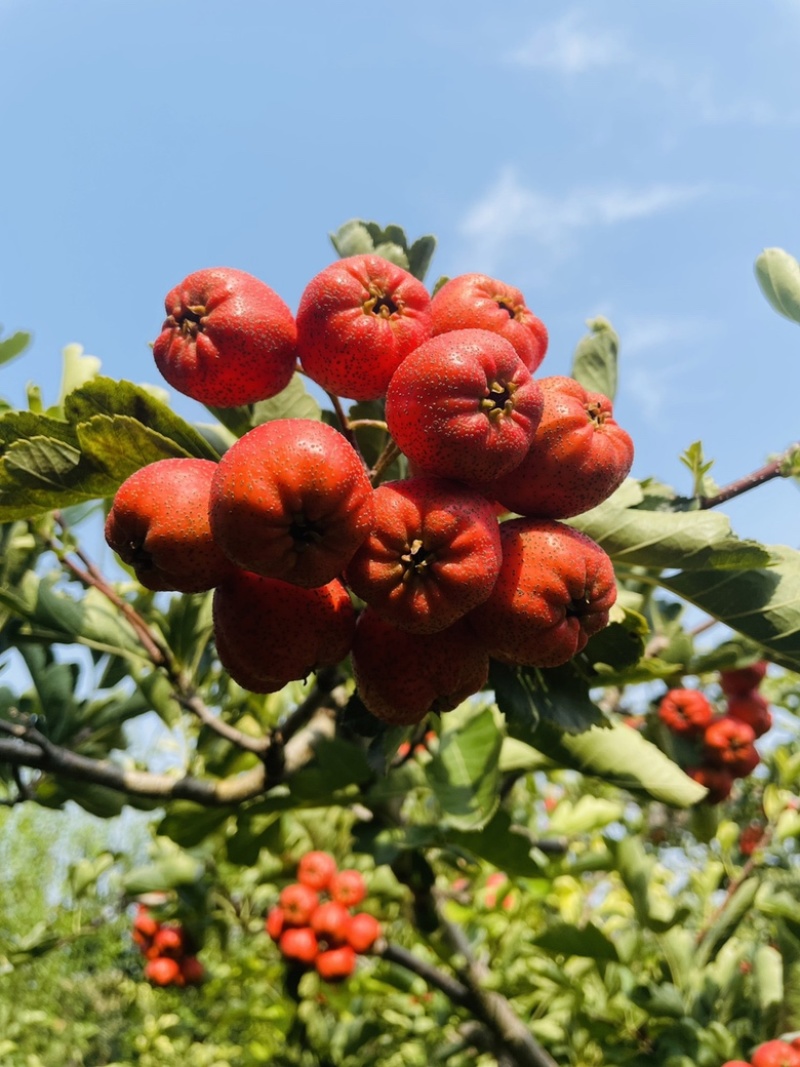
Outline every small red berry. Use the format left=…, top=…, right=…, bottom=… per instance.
left=265, top=907, right=285, bottom=942
left=719, top=660, right=768, bottom=696
left=279, top=926, right=319, bottom=965
left=657, top=688, right=714, bottom=735
left=310, top=901, right=352, bottom=947
left=346, top=913, right=382, bottom=954
left=297, top=851, right=338, bottom=892
left=687, top=765, right=735, bottom=804
left=330, top=869, right=367, bottom=908
left=726, top=692, right=772, bottom=738
left=315, top=945, right=357, bottom=982
left=279, top=883, right=320, bottom=927
left=145, top=956, right=183, bottom=986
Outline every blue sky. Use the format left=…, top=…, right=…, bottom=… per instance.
left=2, top=0, right=800, bottom=549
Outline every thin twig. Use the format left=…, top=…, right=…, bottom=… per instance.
left=699, top=444, right=799, bottom=509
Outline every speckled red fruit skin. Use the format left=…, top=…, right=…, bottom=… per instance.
left=385, top=329, right=543, bottom=484
left=657, top=688, right=714, bottom=735
left=344, top=476, right=502, bottom=634
left=351, top=609, right=490, bottom=726
left=296, top=254, right=432, bottom=401
left=213, top=572, right=355, bottom=693
left=430, top=273, right=548, bottom=372
left=726, top=692, right=772, bottom=738
left=474, top=376, right=634, bottom=519
left=468, top=519, right=617, bottom=669
left=279, top=883, right=320, bottom=926
left=687, top=765, right=734, bottom=804
left=315, top=945, right=357, bottom=982
left=105, top=459, right=235, bottom=593
left=153, top=267, right=297, bottom=407
left=719, top=660, right=768, bottom=696
left=703, top=716, right=760, bottom=777
left=209, top=418, right=374, bottom=589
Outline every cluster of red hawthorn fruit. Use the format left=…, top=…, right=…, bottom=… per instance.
left=656, top=661, right=770, bottom=803
left=104, top=253, right=634, bottom=725
left=265, top=852, right=381, bottom=982
left=131, top=903, right=205, bottom=987
left=723, top=1037, right=800, bottom=1067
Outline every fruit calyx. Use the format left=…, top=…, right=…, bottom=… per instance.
left=400, top=538, right=436, bottom=581
left=289, top=514, right=325, bottom=551
left=166, top=303, right=208, bottom=339
left=586, top=399, right=609, bottom=427
left=480, top=378, right=518, bottom=421
left=363, top=284, right=400, bottom=319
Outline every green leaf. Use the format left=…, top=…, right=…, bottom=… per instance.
left=288, top=737, right=372, bottom=803
left=123, top=852, right=205, bottom=895
left=662, top=545, right=800, bottom=673
left=534, top=921, right=619, bottom=961
left=251, top=373, right=321, bottom=426
left=491, top=660, right=605, bottom=737
left=0, top=330, right=31, bottom=367
left=57, top=344, right=102, bottom=405
left=696, top=877, right=760, bottom=966
left=427, top=706, right=502, bottom=830
left=407, top=236, right=437, bottom=282
left=330, top=219, right=378, bottom=259
left=447, top=810, right=543, bottom=877
left=755, top=247, right=800, bottom=324
left=527, top=719, right=707, bottom=807
left=571, top=483, right=773, bottom=571
left=157, top=802, right=234, bottom=849
left=547, top=795, right=625, bottom=835
left=65, top=377, right=220, bottom=460
left=571, top=316, right=619, bottom=402
left=754, top=943, right=784, bottom=1016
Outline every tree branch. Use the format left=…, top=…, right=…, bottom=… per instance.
left=699, top=444, right=799, bottom=509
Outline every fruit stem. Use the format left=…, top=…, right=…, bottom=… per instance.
left=698, top=443, right=800, bottom=509
left=370, top=439, right=401, bottom=485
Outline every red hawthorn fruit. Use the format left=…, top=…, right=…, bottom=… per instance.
left=209, top=418, right=375, bottom=589
left=296, top=254, right=432, bottom=401
left=179, top=955, right=205, bottom=985
left=145, top=956, right=184, bottom=986
left=344, top=476, right=502, bottom=634
left=720, top=1062, right=754, bottom=1067
left=351, top=609, right=490, bottom=725
left=329, top=869, right=367, bottom=909
left=310, top=900, right=352, bottom=946
left=468, top=519, right=617, bottom=669
left=132, top=904, right=159, bottom=943
left=212, top=572, right=355, bottom=693
left=265, top=907, right=285, bottom=942
left=297, top=851, right=338, bottom=892
left=430, top=273, right=548, bottom=372
left=657, top=688, right=714, bottom=736
left=726, top=691, right=773, bottom=738
left=153, top=267, right=297, bottom=407
left=484, top=872, right=514, bottom=910
left=719, top=660, right=769, bottom=696
left=703, top=717, right=760, bottom=777
left=472, top=375, right=634, bottom=519
left=687, top=765, right=735, bottom=804
left=751, top=1040, right=800, bottom=1067
left=315, top=945, right=357, bottom=982
left=346, top=913, right=381, bottom=954
left=279, top=883, right=320, bottom=927
left=152, top=924, right=185, bottom=960
left=278, top=926, right=319, bottom=965
left=385, top=329, right=544, bottom=484
left=105, top=459, right=235, bottom=593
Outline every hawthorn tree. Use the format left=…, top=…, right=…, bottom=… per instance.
left=0, top=222, right=799, bottom=1067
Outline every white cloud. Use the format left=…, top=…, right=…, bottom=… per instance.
left=459, top=168, right=709, bottom=274
left=508, top=10, right=629, bottom=75
left=507, top=9, right=799, bottom=127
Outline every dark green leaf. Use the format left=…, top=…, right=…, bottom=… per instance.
left=123, top=852, right=206, bottom=895
left=407, top=235, right=437, bottom=282
left=491, top=660, right=605, bottom=737
left=534, top=921, right=619, bottom=961
left=447, top=810, right=543, bottom=877
left=157, top=802, right=233, bottom=849
left=251, top=373, right=322, bottom=426
left=571, top=316, right=619, bottom=402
